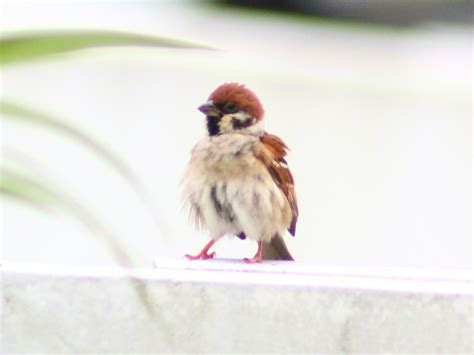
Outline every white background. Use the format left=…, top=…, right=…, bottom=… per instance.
left=1, top=1, right=471, bottom=271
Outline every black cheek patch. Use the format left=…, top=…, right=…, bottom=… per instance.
left=232, top=117, right=253, bottom=130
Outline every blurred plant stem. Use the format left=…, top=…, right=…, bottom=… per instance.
left=1, top=168, right=133, bottom=265
left=0, top=100, right=170, bottom=236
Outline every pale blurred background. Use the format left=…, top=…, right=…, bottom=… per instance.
left=1, top=1, right=471, bottom=271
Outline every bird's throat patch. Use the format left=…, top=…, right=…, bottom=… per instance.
left=206, top=116, right=221, bottom=136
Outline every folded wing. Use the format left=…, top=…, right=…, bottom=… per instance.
left=257, top=132, right=298, bottom=236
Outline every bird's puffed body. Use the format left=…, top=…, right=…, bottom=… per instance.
left=183, top=128, right=292, bottom=243
left=182, top=83, right=298, bottom=263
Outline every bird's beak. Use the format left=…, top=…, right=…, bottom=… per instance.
left=198, top=101, right=219, bottom=116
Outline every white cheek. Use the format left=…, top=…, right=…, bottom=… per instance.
left=219, top=114, right=234, bottom=134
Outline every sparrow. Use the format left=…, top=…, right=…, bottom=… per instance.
left=182, top=83, right=298, bottom=263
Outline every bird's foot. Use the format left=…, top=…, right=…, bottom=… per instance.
left=243, top=255, right=262, bottom=264
left=185, top=251, right=216, bottom=260
left=244, top=240, right=263, bottom=264
left=185, top=239, right=216, bottom=261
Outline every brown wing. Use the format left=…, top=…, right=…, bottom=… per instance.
left=258, top=132, right=298, bottom=236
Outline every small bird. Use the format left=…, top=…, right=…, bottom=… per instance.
left=182, top=83, right=298, bottom=263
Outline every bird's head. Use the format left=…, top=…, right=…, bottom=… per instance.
left=198, top=83, right=264, bottom=136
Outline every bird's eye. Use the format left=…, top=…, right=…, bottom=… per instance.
left=225, top=101, right=236, bottom=112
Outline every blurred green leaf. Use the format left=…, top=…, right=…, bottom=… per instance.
left=1, top=168, right=132, bottom=264
left=0, top=30, right=214, bottom=65
left=0, top=100, right=168, bottom=234
left=1, top=169, right=57, bottom=210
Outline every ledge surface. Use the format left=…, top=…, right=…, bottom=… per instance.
left=2, top=260, right=473, bottom=353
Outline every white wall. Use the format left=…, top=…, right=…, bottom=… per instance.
left=3, top=262, right=472, bottom=353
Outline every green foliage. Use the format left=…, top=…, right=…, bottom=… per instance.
left=0, top=30, right=213, bottom=65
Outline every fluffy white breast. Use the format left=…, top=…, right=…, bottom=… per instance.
left=182, top=131, right=291, bottom=241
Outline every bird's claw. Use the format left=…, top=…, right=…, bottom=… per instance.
left=243, top=256, right=262, bottom=264
left=185, top=251, right=216, bottom=260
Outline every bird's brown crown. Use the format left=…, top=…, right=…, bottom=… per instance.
left=208, top=83, right=264, bottom=121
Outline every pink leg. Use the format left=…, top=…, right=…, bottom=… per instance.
left=185, top=240, right=216, bottom=260
left=244, top=240, right=263, bottom=264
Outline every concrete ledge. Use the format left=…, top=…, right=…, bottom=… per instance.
left=2, top=261, right=473, bottom=353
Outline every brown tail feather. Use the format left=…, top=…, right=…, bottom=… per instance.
left=262, top=234, right=294, bottom=261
